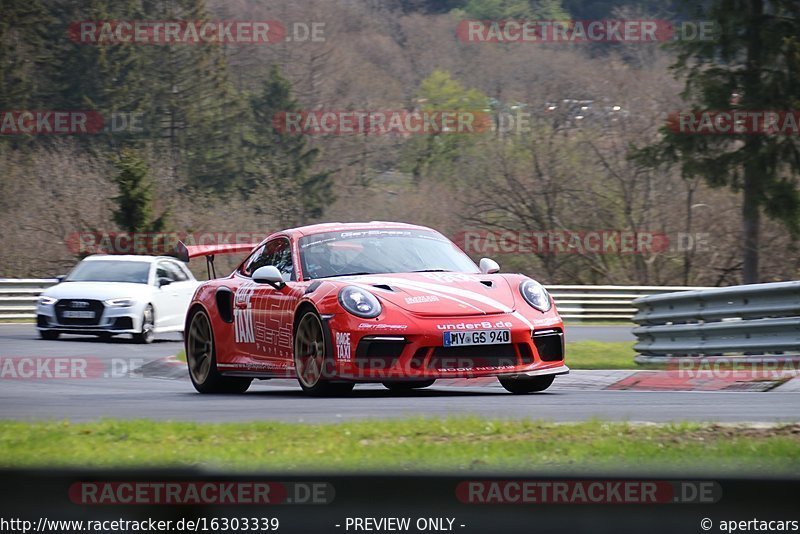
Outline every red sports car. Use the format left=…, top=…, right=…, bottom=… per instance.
left=178, top=222, right=568, bottom=396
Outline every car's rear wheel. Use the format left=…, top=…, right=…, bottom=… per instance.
left=187, top=309, right=251, bottom=394
left=498, top=375, right=555, bottom=394
left=382, top=380, right=435, bottom=392
left=132, top=304, right=154, bottom=344
left=294, top=311, right=354, bottom=396
left=39, top=330, right=60, bottom=340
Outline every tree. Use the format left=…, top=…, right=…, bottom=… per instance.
left=401, top=70, right=489, bottom=182
left=246, top=65, right=332, bottom=225
left=111, top=149, right=168, bottom=233
left=635, top=0, right=800, bottom=283
left=0, top=0, right=51, bottom=110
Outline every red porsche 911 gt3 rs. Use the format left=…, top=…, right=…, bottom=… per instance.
left=178, top=222, right=568, bottom=396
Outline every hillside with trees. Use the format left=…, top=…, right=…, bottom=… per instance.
left=1, top=0, right=799, bottom=285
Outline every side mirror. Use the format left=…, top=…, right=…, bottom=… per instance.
left=56, top=275, right=66, bottom=283
left=158, top=277, right=173, bottom=288
left=479, top=258, right=500, bottom=274
left=252, top=265, right=285, bottom=289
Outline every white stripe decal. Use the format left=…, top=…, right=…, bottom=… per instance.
left=349, top=279, right=486, bottom=314
left=354, top=276, right=513, bottom=314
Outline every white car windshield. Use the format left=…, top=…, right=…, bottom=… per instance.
left=299, top=229, right=479, bottom=280
left=65, top=260, right=151, bottom=284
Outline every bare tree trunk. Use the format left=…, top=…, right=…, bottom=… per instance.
left=741, top=0, right=763, bottom=285
left=742, top=166, right=760, bottom=284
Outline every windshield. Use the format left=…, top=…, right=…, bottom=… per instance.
left=299, top=229, right=479, bottom=280
left=65, top=260, right=151, bottom=284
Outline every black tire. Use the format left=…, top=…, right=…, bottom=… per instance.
left=186, top=309, right=251, bottom=394
left=39, top=330, right=60, bottom=340
left=132, top=304, right=155, bottom=344
left=498, top=375, right=555, bottom=394
left=294, top=310, right=354, bottom=396
left=382, top=380, right=435, bottom=392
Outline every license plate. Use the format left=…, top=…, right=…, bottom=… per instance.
left=443, top=329, right=511, bottom=347
left=63, top=310, right=95, bottom=319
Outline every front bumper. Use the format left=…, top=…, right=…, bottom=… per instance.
left=326, top=313, right=568, bottom=381
left=36, top=301, right=143, bottom=335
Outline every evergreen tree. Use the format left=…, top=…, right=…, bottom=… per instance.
left=246, top=65, right=331, bottom=225
left=635, top=0, right=800, bottom=283
left=0, top=0, right=52, bottom=110
left=112, top=149, right=168, bottom=233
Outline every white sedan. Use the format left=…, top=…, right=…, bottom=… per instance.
left=36, top=255, right=199, bottom=343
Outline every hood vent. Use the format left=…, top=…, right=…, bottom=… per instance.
left=480, top=280, right=494, bottom=288
left=371, top=284, right=395, bottom=292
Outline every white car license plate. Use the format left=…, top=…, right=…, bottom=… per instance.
left=63, top=310, right=95, bottom=319
left=443, top=329, right=511, bottom=347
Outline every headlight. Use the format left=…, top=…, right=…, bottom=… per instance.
left=338, top=286, right=382, bottom=318
left=38, top=296, right=57, bottom=306
left=519, top=280, right=551, bottom=312
left=105, top=298, right=135, bottom=308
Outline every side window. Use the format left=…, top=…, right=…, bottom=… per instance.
left=239, top=239, right=294, bottom=281
left=163, top=262, right=188, bottom=281
left=155, top=263, right=174, bottom=284
left=240, top=245, right=267, bottom=277
left=270, top=239, right=294, bottom=281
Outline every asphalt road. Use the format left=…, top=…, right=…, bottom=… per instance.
left=3, top=323, right=798, bottom=424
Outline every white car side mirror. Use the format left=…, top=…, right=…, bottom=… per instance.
left=479, top=258, right=500, bottom=274
left=252, top=265, right=285, bottom=288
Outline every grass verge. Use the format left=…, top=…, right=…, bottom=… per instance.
left=566, top=341, right=638, bottom=369
left=1, top=419, right=798, bottom=473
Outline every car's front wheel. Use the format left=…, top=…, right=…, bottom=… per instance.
left=294, top=311, right=354, bottom=396
left=39, top=330, right=60, bottom=340
left=186, top=309, right=251, bottom=394
left=132, top=304, right=155, bottom=344
left=498, top=375, right=555, bottom=394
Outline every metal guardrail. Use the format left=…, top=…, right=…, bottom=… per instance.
left=0, top=279, right=59, bottom=319
left=632, top=281, right=800, bottom=360
left=0, top=278, right=708, bottom=322
left=547, top=285, right=707, bottom=321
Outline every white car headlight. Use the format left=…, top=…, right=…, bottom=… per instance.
left=519, top=280, right=552, bottom=312
left=105, top=298, right=135, bottom=308
left=38, top=296, right=57, bottom=306
left=338, top=286, right=382, bottom=318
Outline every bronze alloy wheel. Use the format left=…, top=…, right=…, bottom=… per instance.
left=294, top=311, right=354, bottom=396
left=186, top=309, right=250, bottom=394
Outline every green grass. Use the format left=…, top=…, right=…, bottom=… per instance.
left=1, top=419, right=798, bottom=473
left=566, top=341, right=637, bottom=369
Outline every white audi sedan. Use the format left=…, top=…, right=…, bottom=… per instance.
left=36, top=255, right=199, bottom=343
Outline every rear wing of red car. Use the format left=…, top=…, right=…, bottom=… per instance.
left=176, top=241, right=256, bottom=278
